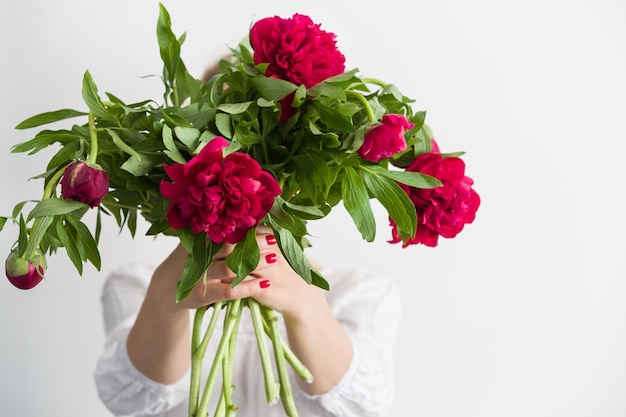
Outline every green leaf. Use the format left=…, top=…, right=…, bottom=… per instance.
left=65, top=214, right=101, bottom=270
left=315, top=102, right=354, bottom=133
left=56, top=219, right=83, bottom=274
left=307, top=82, right=346, bottom=101
left=81, top=71, right=110, bottom=120
left=176, top=234, right=222, bottom=302
left=106, top=129, right=142, bottom=161
left=275, top=227, right=313, bottom=285
left=310, top=270, right=329, bottom=290
left=366, top=166, right=442, bottom=188
left=215, top=113, right=233, bottom=139
left=15, top=109, right=88, bottom=130
left=282, top=201, right=331, bottom=220
left=342, top=167, right=376, bottom=242
left=292, top=152, right=331, bottom=204
left=174, top=126, right=201, bottom=150
left=27, top=198, right=87, bottom=222
left=24, top=215, right=54, bottom=260
left=162, top=124, right=187, bottom=163
left=0, top=217, right=7, bottom=232
left=120, top=153, right=162, bottom=176
left=157, top=4, right=180, bottom=87
left=323, top=68, right=360, bottom=83
left=362, top=170, right=417, bottom=241
left=18, top=215, right=27, bottom=256
left=217, top=102, right=253, bottom=115
left=11, top=130, right=81, bottom=155
left=226, top=228, right=260, bottom=287
left=252, top=77, right=298, bottom=101
left=12, top=201, right=31, bottom=220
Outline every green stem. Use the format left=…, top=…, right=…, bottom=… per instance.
left=21, top=164, right=70, bottom=259
left=248, top=299, right=281, bottom=404
left=261, top=316, right=313, bottom=384
left=214, top=391, right=226, bottom=417
left=261, top=306, right=299, bottom=417
left=87, top=112, right=99, bottom=165
left=189, top=303, right=223, bottom=417
left=345, top=90, right=377, bottom=124
left=360, top=77, right=388, bottom=88
left=223, top=302, right=241, bottom=416
left=196, top=299, right=242, bottom=417
left=43, top=165, right=68, bottom=200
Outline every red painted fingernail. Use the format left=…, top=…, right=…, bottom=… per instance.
left=265, top=253, right=277, bottom=264
left=266, top=235, right=276, bottom=245
left=259, top=280, right=271, bottom=289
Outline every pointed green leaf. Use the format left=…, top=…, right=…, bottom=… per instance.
left=11, top=130, right=81, bottom=155
left=162, top=124, right=187, bottom=163
left=274, top=227, right=312, bottom=284
left=176, top=235, right=222, bottom=302
left=215, top=113, right=232, bottom=139
left=226, top=228, right=260, bottom=287
left=365, top=166, right=441, bottom=188
left=292, top=152, right=331, bottom=204
left=252, top=77, right=298, bottom=101
left=362, top=170, right=417, bottom=241
left=315, top=102, right=354, bottom=133
left=106, top=129, right=142, bottom=161
left=56, top=220, right=83, bottom=274
left=217, top=102, right=253, bottom=115
left=15, top=109, right=88, bottom=130
left=120, top=153, right=162, bottom=176
left=307, top=82, right=346, bottom=101
left=342, top=167, right=376, bottom=242
left=81, top=71, right=110, bottom=120
left=27, top=198, right=87, bottom=222
left=24, top=215, right=54, bottom=260
left=64, top=214, right=101, bottom=270
left=174, top=126, right=201, bottom=150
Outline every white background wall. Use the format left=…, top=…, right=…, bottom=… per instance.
left=1, top=1, right=625, bottom=416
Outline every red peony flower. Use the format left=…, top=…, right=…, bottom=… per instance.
left=159, top=137, right=282, bottom=244
left=390, top=150, right=480, bottom=247
left=250, top=13, right=346, bottom=120
left=358, top=114, right=414, bottom=162
left=60, top=161, right=109, bottom=208
left=5, top=248, right=46, bottom=290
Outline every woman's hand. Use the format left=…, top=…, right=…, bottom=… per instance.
left=151, top=226, right=321, bottom=318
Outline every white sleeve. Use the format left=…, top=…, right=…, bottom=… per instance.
left=92, top=264, right=189, bottom=417
left=292, top=267, right=402, bottom=417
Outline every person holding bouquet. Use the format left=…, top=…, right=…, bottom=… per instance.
left=2, top=7, right=479, bottom=417
left=93, top=222, right=401, bottom=417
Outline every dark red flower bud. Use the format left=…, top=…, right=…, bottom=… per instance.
left=60, top=161, right=109, bottom=208
left=5, top=248, right=47, bottom=290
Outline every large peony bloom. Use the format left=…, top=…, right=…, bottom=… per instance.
left=390, top=149, right=480, bottom=247
left=250, top=13, right=346, bottom=120
left=250, top=13, right=345, bottom=88
left=160, top=137, right=282, bottom=244
left=60, top=161, right=109, bottom=208
left=358, top=114, right=414, bottom=162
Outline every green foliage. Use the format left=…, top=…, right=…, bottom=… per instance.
left=2, top=4, right=443, bottom=301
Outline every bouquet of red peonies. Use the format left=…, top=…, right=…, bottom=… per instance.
left=1, top=4, right=480, bottom=416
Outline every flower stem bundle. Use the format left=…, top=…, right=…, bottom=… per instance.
left=189, top=299, right=311, bottom=417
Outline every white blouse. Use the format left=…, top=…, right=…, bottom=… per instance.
left=93, top=263, right=401, bottom=417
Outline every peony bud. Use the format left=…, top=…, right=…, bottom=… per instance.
left=358, top=114, right=414, bottom=162
left=60, top=161, right=110, bottom=208
left=5, top=248, right=47, bottom=290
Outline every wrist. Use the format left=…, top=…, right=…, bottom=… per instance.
left=282, top=285, right=329, bottom=325
left=146, top=243, right=190, bottom=319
